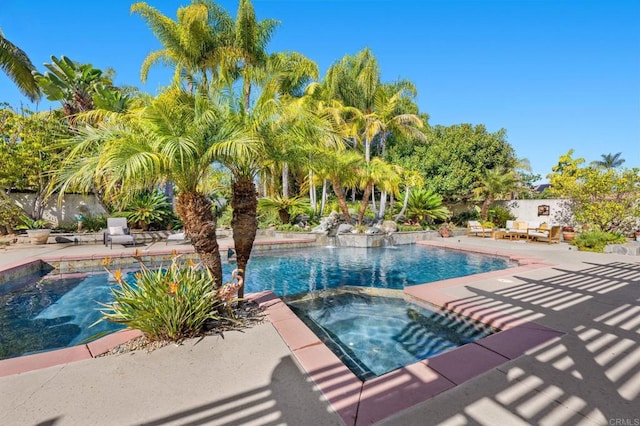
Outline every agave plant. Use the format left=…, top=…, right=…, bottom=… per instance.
left=258, top=195, right=310, bottom=224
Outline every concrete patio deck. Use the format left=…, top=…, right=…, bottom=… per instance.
left=0, top=235, right=638, bottom=425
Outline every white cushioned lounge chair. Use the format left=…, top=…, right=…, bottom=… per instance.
left=104, top=217, right=135, bottom=249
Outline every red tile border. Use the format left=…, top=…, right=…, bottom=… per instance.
left=0, top=345, right=92, bottom=377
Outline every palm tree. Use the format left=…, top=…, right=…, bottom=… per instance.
left=592, top=152, right=625, bottom=169
left=473, top=167, right=518, bottom=220
left=131, top=1, right=235, bottom=92
left=355, top=158, right=400, bottom=224
left=55, top=88, right=252, bottom=287
left=233, top=0, right=280, bottom=107
left=0, top=29, right=40, bottom=102
left=394, top=169, right=424, bottom=220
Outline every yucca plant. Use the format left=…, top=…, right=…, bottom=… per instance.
left=98, top=256, right=222, bottom=341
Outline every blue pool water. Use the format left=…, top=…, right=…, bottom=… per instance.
left=288, top=291, right=495, bottom=380
left=0, top=245, right=514, bottom=360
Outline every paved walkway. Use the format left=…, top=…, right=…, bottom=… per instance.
left=0, top=236, right=639, bottom=425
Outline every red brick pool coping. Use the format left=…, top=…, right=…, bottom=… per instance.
left=0, top=239, right=564, bottom=425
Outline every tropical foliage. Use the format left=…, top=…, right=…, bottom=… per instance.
left=571, top=230, right=626, bottom=253
left=119, top=191, right=174, bottom=230
left=401, top=189, right=450, bottom=226
left=548, top=150, right=640, bottom=234
left=0, top=29, right=40, bottom=101
left=99, top=256, right=223, bottom=341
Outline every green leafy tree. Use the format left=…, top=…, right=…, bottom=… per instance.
left=389, top=123, right=517, bottom=202
left=0, top=30, right=40, bottom=102
left=548, top=150, right=640, bottom=233
left=0, top=107, right=71, bottom=219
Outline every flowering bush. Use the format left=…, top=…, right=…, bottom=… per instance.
left=98, top=255, right=222, bottom=341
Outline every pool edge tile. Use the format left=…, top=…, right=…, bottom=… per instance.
left=292, top=343, right=362, bottom=426
left=423, top=343, right=509, bottom=385
left=87, top=329, right=144, bottom=357
left=355, top=362, right=455, bottom=426
left=0, top=345, right=92, bottom=377
left=475, top=323, right=565, bottom=360
left=270, top=316, right=322, bottom=351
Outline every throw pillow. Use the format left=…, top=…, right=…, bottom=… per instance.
left=109, top=226, right=124, bottom=235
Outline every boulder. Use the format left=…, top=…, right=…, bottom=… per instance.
left=337, top=224, right=354, bottom=234
left=365, top=227, right=383, bottom=235
left=380, top=220, right=398, bottom=233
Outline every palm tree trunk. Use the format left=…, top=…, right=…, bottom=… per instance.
left=332, top=178, right=351, bottom=222
left=395, top=186, right=411, bottom=220
left=231, top=176, right=258, bottom=299
left=320, top=179, right=328, bottom=216
left=175, top=191, right=223, bottom=288
left=370, top=185, right=377, bottom=217
left=365, top=137, right=371, bottom=163
left=282, top=162, right=289, bottom=198
left=379, top=190, right=387, bottom=218
left=358, top=183, right=373, bottom=224
left=481, top=195, right=494, bottom=221
left=309, top=170, right=316, bottom=214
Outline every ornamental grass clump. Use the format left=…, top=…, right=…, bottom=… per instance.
left=99, top=256, right=222, bottom=341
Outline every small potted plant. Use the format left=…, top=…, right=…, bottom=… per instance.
left=562, top=225, right=576, bottom=242
left=15, top=215, right=52, bottom=244
left=438, top=222, right=454, bottom=238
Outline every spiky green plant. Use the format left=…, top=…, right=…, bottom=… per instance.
left=403, top=189, right=450, bottom=225
left=98, top=256, right=222, bottom=341
left=258, top=195, right=310, bottom=224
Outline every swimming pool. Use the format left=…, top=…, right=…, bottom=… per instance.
left=0, top=245, right=514, bottom=359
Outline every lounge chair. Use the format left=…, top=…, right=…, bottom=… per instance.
left=466, top=221, right=490, bottom=237
left=527, top=224, right=561, bottom=244
left=166, top=231, right=188, bottom=245
left=104, top=217, right=135, bottom=249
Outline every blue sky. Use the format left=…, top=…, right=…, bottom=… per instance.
left=1, top=0, right=638, bottom=180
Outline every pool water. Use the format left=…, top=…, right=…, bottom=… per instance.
left=0, top=245, right=513, bottom=360
left=288, top=291, right=495, bottom=380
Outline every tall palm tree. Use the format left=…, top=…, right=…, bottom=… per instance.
left=0, top=29, right=40, bottom=102
left=473, top=167, right=519, bottom=220
left=233, top=0, right=280, bottom=107
left=592, top=152, right=625, bottom=169
left=131, top=1, right=235, bottom=92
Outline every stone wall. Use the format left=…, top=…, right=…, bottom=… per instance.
left=9, top=193, right=107, bottom=227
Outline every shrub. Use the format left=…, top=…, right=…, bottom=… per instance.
left=258, top=196, right=310, bottom=224
left=398, top=224, right=423, bottom=232
left=487, top=206, right=515, bottom=228
left=275, top=224, right=309, bottom=232
left=451, top=208, right=480, bottom=227
left=119, top=191, right=173, bottom=230
left=80, top=214, right=107, bottom=232
left=98, top=256, right=222, bottom=341
left=571, top=230, right=626, bottom=253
